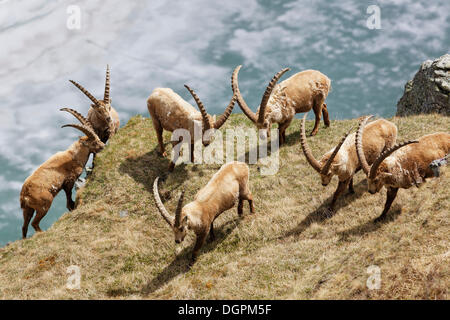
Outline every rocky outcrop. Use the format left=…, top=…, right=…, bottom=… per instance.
left=397, top=54, right=449, bottom=116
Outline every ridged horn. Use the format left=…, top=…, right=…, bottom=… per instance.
left=355, top=115, right=374, bottom=176
left=300, top=113, right=322, bottom=173
left=104, top=64, right=110, bottom=103
left=369, top=140, right=419, bottom=179
left=231, top=65, right=258, bottom=123
left=321, top=126, right=354, bottom=175
left=60, top=108, right=93, bottom=130
left=174, top=190, right=185, bottom=227
left=257, top=68, right=290, bottom=124
left=214, top=94, right=236, bottom=129
left=61, top=124, right=100, bottom=141
left=152, top=177, right=175, bottom=227
left=69, top=80, right=100, bottom=108
left=184, top=84, right=213, bottom=131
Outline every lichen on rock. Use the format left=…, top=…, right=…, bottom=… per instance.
left=397, top=54, right=449, bottom=116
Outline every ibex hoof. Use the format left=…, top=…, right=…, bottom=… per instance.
left=374, top=215, right=386, bottom=223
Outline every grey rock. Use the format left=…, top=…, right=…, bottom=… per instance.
left=120, top=210, right=128, bottom=217
left=397, top=54, right=450, bottom=116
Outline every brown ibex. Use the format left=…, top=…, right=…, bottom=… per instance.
left=152, top=161, right=254, bottom=265
left=356, top=116, right=450, bottom=222
left=232, top=65, right=331, bottom=144
left=69, top=65, right=120, bottom=143
left=147, top=84, right=235, bottom=171
left=20, top=109, right=104, bottom=238
left=300, top=114, right=397, bottom=211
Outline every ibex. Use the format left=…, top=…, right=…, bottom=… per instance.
left=147, top=84, right=235, bottom=171
left=69, top=65, right=120, bottom=143
left=356, top=116, right=450, bottom=222
left=232, top=65, right=331, bottom=144
left=20, top=109, right=104, bottom=238
left=152, top=161, right=255, bottom=265
left=300, top=114, right=397, bottom=211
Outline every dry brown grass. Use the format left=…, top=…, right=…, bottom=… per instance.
left=0, top=114, right=448, bottom=299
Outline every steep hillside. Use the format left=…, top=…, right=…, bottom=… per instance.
left=0, top=114, right=448, bottom=299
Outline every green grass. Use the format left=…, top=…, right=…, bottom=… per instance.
left=0, top=114, right=448, bottom=299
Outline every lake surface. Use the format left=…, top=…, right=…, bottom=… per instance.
left=0, top=0, right=448, bottom=246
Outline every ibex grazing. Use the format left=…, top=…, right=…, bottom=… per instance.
left=153, top=161, right=255, bottom=265
left=356, top=115, right=450, bottom=222
left=69, top=65, right=120, bottom=143
left=300, top=114, right=397, bottom=211
left=232, top=65, right=331, bottom=144
left=147, top=85, right=235, bottom=171
left=20, top=109, right=104, bottom=238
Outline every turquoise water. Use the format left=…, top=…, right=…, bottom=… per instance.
left=0, top=0, right=449, bottom=246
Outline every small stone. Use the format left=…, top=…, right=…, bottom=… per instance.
left=119, top=210, right=128, bottom=217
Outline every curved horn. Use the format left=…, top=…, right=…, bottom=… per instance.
left=174, top=190, right=185, bottom=227
left=69, top=80, right=100, bottom=107
left=320, top=126, right=354, bottom=175
left=257, top=68, right=290, bottom=124
left=184, top=84, right=212, bottom=130
left=214, top=94, right=236, bottom=129
left=60, top=108, right=93, bottom=129
left=104, top=64, right=110, bottom=103
left=369, top=140, right=419, bottom=179
left=355, top=115, right=374, bottom=176
left=152, top=177, right=175, bottom=227
left=231, top=65, right=258, bottom=123
left=61, top=124, right=99, bottom=141
left=300, top=113, right=322, bottom=173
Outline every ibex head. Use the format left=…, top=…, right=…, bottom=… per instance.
left=355, top=116, right=418, bottom=194
left=300, top=113, right=352, bottom=186
left=60, top=108, right=105, bottom=153
left=184, top=85, right=236, bottom=146
left=231, top=65, right=290, bottom=140
left=153, top=177, right=189, bottom=244
left=69, top=65, right=115, bottom=135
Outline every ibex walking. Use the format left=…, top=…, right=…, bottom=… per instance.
left=153, top=161, right=254, bottom=265
left=69, top=65, right=120, bottom=143
left=147, top=84, right=235, bottom=171
left=300, top=114, right=397, bottom=211
left=356, top=116, right=450, bottom=222
left=232, top=65, right=331, bottom=144
left=20, top=109, right=104, bottom=238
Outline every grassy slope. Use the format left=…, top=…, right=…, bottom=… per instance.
left=0, top=114, right=448, bottom=299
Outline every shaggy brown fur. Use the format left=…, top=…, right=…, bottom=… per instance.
left=147, top=85, right=235, bottom=171
left=153, top=161, right=254, bottom=265
left=300, top=114, right=397, bottom=211
left=20, top=111, right=104, bottom=238
left=232, top=65, right=331, bottom=144
left=356, top=116, right=450, bottom=222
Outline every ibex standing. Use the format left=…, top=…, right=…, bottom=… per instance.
left=232, top=65, right=331, bottom=144
left=152, top=161, right=254, bottom=265
left=147, top=84, right=235, bottom=171
left=355, top=116, right=450, bottom=222
left=300, top=114, right=397, bottom=211
left=69, top=65, right=120, bottom=143
left=20, top=109, right=104, bottom=238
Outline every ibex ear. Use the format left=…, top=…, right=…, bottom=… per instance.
left=182, top=215, right=188, bottom=225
